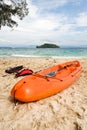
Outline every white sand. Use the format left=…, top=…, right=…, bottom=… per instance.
left=0, top=57, right=87, bottom=130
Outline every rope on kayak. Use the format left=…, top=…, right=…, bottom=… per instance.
left=71, top=67, right=82, bottom=77
left=14, top=90, right=18, bottom=106
left=33, top=61, right=80, bottom=81
left=33, top=73, right=63, bottom=82
left=33, top=73, right=50, bottom=81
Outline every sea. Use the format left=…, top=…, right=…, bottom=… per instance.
left=0, top=47, right=87, bottom=58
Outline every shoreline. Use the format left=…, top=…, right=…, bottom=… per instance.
left=0, top=57, right=87, bottom=130
left=0, top=55, right=87, bottom=59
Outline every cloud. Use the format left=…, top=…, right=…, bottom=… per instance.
left=0, top=0, right=87, bottom=46
left=28, top=0, right=38, bottom=18
left=75, top=12, right=87, bottom=27
left=0, top=38, right=12, bottom=43
left=32, top=0, right=68, bottom=11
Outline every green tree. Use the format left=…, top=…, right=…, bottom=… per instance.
left=0, top=0, right=29, bottom=29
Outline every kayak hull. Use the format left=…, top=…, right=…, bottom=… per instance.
left=11, top=60, right=82, bottom=102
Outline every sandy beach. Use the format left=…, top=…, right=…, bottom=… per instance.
left=0, top=57, right=87, bottom=130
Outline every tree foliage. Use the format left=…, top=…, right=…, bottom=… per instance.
left=0, top=0, right=29, bottom=29
left=36, top=43, right=60, bottom=48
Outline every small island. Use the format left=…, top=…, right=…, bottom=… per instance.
left=36, top=43, right=60, bottom=48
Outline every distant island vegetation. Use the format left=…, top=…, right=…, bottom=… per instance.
left=36, top=43, right=60, bottom=48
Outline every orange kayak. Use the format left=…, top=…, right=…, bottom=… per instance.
left=11, top=60, right=82, bottom=102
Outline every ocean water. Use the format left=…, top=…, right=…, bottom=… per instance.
left=0, top=47, right=87, bottom=58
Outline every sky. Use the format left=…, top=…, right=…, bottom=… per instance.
left=0, top=0, right=87, bottom=47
